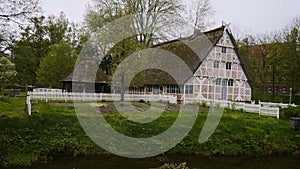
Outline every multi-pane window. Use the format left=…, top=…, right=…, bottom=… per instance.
left=222, top=79, right=228, bottom=86
left=147, top=85, right=155, bottom=93
left=216, top=78, right=222, bottom=85
left=228, top=79, right=234, bottom=86
left=214, top=60, right=220, bottom=68
left=222, top=47, right=227, bottom=53
left=185, top=85, right=194, bottom=94
left=167, top=85, right=181, bottom=94
left=226, top=62, right=232, bottom=70
left=147, top=85, right=161, bottom=93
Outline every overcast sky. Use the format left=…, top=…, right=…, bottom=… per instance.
left=41, top=0, right=300, bottom=35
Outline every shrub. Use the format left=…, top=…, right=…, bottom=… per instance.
left=159, top=162, right=189, bottom=169
left=200, top=101, right=207, bottom=108
left=281, top=106, right=300, bottom=118
left=139, top=99, right=145, bottom=103
left=0, top=97, right=10, bottom=103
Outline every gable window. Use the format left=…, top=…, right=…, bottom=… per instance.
left=228, top=79, right=234, bottom=86
left=185, top=85, right=194, bottom=94
left=215, top=78, right=222, bottom=85
left=226, top=62, right=232, bottom=70
left=222, top=79, right=228, bottom=86
left=222, top=47, right=227, bottom=53
left=214, top=60, right=220, bottom=68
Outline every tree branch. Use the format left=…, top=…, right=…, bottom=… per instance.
left=0, top=11, right=29, bottom=19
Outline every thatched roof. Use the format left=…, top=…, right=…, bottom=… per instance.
left=61, top=59, right=109, bottom=83
left=61, top=26, right=249, bottom=88
left=130, top=26, right=226, bottom=86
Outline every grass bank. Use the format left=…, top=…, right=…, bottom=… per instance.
left=1, top=97, right=300, bottom=167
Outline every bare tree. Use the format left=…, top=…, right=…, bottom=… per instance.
left=0, top=0, right=40, bottom=24
left=0, top=0, right=40, bottom=56
left=85, top=0, right=183, bottom=47
left=193, top=0, right=215, bottom=31
left=181, top=0, right=215, bottom=33
left=126, top=0, right=183, bottom=46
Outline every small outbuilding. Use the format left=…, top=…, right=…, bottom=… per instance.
left=61, top=60, right=111, bottom=93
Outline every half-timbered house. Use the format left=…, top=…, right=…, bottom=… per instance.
left=128, top=26, right=252, bottom=102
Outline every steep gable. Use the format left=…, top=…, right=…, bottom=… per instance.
left=194, top=29, right=251, bottom=84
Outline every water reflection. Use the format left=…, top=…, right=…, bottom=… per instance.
left=10, top=155, right=300, bottom=169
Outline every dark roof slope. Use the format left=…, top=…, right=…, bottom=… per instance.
left=61, top=60, right=109, bottom=83
left=131, top=26, right=226, bottom=86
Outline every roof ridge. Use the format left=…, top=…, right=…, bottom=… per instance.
left=152, top=25, right=225, bottom=48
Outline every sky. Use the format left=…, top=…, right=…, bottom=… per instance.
left=41, top=0, right=300, bottom=35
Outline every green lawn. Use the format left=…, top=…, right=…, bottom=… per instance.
left=1, top=96, right=300, bottom=167
left=0, top=96, right=28, bottom=118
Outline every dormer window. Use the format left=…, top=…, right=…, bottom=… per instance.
left=222, top=47, right=227, bottom=53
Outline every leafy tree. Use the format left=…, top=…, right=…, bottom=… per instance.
left=85, top=0, right=186, bottom=76
left=13, top=16, right=50, bottom=86
left=36, top=42, right=77, bottom=88
left=0, top=57, right=17, bottom=95
left=239, top=33, right=286, bottom=95
left=13, top=14, right=82, bottom=86
left=283, top=27, right=300, bottom=94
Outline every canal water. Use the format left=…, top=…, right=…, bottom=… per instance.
left=9, top=155, right=300, bottom=169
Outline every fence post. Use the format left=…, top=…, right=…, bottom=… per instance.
left=64, top=92, right=67, bottom=102
left=26, top=95, right=32, bottom=116
left=258, top=104, right=261, bottom=116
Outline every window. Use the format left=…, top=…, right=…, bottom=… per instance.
left=222, top=47, right=227, bottom=53
left=185, top=85, right=194, bottom=94
left=222, top=79, right=228, bottom=86
left=167, top=85, right=181, bottom=94
left=228, top=79, right=234, bottom=86
left=226, top=62, right=232, bottom=70
left=147, top=86, right=153, bottom=93
left=214, top=60, right=220, bottom=68
left=215, top=78, right=222, bottom=85
left=147, top=85, right=161, bottom=93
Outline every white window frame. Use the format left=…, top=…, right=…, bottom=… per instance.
left=214, top=60, right=220, bottom=68
left=222, top=47, right=227, bottom=53
left=226, top=62, right=232, bottom=70
left=185, top=85, right=194, bottom=94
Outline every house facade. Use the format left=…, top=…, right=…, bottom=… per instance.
left=183, top=27, right=252, bottom=102
left=127, top=26, right=252, bottom=102
left=62, top=26, right=252, bottom=102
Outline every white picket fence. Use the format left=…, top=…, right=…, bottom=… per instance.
left=259, top=101, right=296, bottom=108
left=185, top=98, right=280, bottom=119
left=27, top=92, right=178, bottom=115
left=27, top=91, right=177, bottom=104
left=27, top=91, right=291, bottom=119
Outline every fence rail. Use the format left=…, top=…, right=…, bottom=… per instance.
left=28, top=92, right=177, bottom=104
left=184, top=98, right=280, bottom=119
left=27, top=91, right=291, bottom=119
left=259, top=101, right=296, bottom=108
